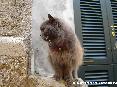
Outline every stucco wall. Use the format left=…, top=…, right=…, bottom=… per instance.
left=32, top=0, right=75, bottom=76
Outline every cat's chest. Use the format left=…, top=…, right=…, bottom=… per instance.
left=48, top=40, right=74, bottom=52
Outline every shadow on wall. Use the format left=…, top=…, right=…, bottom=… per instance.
left=32, top=0, right=75, bottom=76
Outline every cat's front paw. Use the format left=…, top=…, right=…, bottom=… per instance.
left=53, top=74, right=62, bottom=81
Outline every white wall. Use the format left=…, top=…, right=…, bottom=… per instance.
left=32, top=0, right=75, bottom=76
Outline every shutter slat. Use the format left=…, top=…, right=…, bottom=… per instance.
left=83, top=40, right=105, bottom=43
left=86, top=79, right=108, bottom=82
left=81, top=10, right=101, bottom=13
left=85, top=72, right=108, bottom=76
left=85, top=70, right=109, bottom=86
left=81, top=7, right=101, bottom=10
left=80, top=0, right=107, bottom=59
left=84, top=43, right=105, bottom=45
left=82, top=21, right=102, bottom=23
left=84, top=53, right=106, bottom=56
left=85, top=56, right=106, bottom=59
left=84, top=46, right=105, bottom=49
left=83, top=27, right=103, bottom=30
left=82, top=19, right=102, bottom=21
left=82, top=24, right=103, bottom=27
left=85, top=50, right=106, bottom=52
left=83, top=37, right=104, bottom=39
left=86, top=75, right=108, bottom=79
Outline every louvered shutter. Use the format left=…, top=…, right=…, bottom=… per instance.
left=80, top=0, right=106, bottom=59
left=74, top=0, right=112, bottom=64
left=73, top=0, right=117, bottom=86
left=78, top=65, right=113, bottom=87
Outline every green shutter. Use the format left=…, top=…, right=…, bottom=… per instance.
left=78, top=65, right=113, bottom=87
left=73, top=0, right=117, bottom=86
left=80, top=0, right=106, bottom=59
left=75, top=0, right=112, bottom=64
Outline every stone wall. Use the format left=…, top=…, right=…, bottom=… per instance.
left=0, top=0, right=32, bottom=86
left=0, top=0, right=31, bottom=37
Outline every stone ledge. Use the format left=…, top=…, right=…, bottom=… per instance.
left=0, top=36, right=31, bottom=87
left=0, top=37, right=26, bottom=56
left=0, top=36, right=88, bottom=87
left=19, top=75, right=88, bottom=87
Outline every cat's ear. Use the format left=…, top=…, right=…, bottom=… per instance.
left=48, top=14, right=55, bottom=22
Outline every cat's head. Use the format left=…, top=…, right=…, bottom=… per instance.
left=40, top=14, right=63, bottom=42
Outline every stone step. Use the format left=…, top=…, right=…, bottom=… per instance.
left=0, top=37, right=26, bottom=56
left=0, top=36, right=31, bottom=86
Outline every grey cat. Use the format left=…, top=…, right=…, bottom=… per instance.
left=40, top=14, right=83, bottom=86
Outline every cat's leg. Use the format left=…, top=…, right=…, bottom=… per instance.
left=48, top=55, right=63, bottom=81
left=62, top=67, right=74, bottom=87
left=72, top=67, right=83, bottom=87
left=53, top=68, right=63, bottom=81
left=72, top=67, right=78, bottom=79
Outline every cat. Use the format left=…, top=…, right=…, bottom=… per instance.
left=40, top=14, right=83, bottom=85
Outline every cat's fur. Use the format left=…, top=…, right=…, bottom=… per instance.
left=40, top=14, right=83, bottom=82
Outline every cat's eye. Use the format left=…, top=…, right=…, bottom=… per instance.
left=58, top=23, right=61, bottom=27
left=55, top=22, right=61, bottom=27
